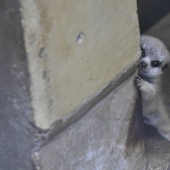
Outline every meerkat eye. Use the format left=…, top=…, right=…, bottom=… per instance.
left=151, top=60, right=161, bottom=67
left=141, top=47, right=145, bottom=57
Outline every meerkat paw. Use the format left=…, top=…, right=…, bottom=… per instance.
left=134, top=76, right=143, bottom=89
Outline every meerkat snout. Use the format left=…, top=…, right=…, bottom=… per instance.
left=139, top=61, right=148, bottom=68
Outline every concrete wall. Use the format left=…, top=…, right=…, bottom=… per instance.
left=20, top=0, right=140, bottom=129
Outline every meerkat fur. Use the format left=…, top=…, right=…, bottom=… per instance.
left=134, top=35, right=170, bottom=141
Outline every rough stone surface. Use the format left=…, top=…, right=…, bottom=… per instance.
left=36, top=74, right=146, bottom=170
left=145, top=135, right=170, bottom=170
left=0, top=0, right=35, bottom=169
left=20, top=0, right=140, bottom=129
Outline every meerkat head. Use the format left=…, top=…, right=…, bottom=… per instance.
left=138, top=35, right=170, bottom=80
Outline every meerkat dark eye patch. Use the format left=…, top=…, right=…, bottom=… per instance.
left=162, top=63, right=169, bottom=71
left=140, top=47, right=145, bottom=58
left=151, top=60, right=161, bottom=67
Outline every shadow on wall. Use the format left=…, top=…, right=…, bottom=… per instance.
left=137, top=0, right=170, bottom=33
left=137, top=0, right=170, bottom=50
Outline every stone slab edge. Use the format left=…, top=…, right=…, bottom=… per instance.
left=33, top=61, right=138, bottom=153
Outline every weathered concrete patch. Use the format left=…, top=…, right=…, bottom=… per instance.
left=145, top=135, right=170, bottom=170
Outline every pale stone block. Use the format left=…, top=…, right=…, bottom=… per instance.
left=20, top=0, right=140, bottom=129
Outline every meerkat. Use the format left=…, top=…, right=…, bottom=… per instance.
left=134, top=35, right=170, bottom=141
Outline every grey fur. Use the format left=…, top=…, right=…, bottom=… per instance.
left=134, top=35, right=170, bottom=141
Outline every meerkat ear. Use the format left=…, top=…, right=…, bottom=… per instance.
left=162, top=63, right=169, bottom=71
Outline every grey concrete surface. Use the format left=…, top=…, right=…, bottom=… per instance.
left=35, top=73, right=146, bottom=170
left=0, top=0, right=35, bottom=169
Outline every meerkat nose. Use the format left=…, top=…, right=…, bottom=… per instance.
left=139, top=61, right=148, bottom=68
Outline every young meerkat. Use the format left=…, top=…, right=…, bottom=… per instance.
left=134, top=35, right=170, bottom=141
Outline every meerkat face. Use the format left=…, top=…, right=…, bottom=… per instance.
left=138, top=36, right=170, bottom=80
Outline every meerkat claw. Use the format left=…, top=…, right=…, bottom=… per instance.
left=134, top=76, right=142, bottom=89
